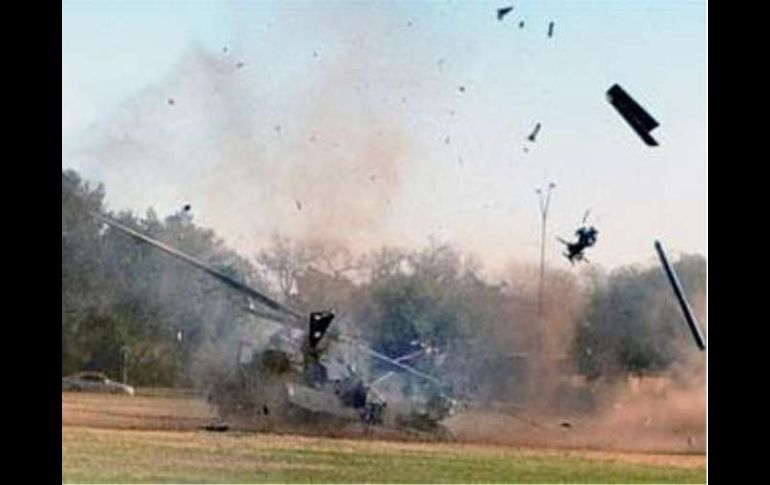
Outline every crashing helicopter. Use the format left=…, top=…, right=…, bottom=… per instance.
left=91, top=212, right=460, bottom=439
left=557, top=210, right=599, bottom=264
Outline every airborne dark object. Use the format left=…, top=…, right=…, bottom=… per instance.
left=606, top=84, right=659, bottom=146
left=558, top=211, right=598, bottom=264
left=183, top=204, right=191, bottom=212
left=548, top=21, right=555, bottom=37
left=654, top=240, right=707, bottom=351
left=90, top=211, right=460, bottom=439
left=527, top=122, right=541, bottom=142
left=167, top=98, right=175, bottom=106
left=497, top=6, right=513, bottom=21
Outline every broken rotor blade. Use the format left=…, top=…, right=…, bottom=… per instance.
left=654, top=240, right=706, bottom=351
left=606, top=84, right=659, bottom=146
left=91, top=212, right=303, bottom=321
left=336, top=336, right=443, bottom=387
left=243, top=305, right=296, bottom=325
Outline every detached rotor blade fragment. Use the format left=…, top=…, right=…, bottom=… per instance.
left=92, top=212, right=302, bottom=321
left=338, top=336, right=442, bottom=387
left=654, top=241, right=706, bottom=351
left=606, top=84, right=659, bottom=146
left=243, top=305, right=296, bottom=325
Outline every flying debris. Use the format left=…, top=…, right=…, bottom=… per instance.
left=458, top=86, right=466, bottom=93
left=167, top=98, right=175, bottom=106
left=606, top=84, right=660, bottom=146
left=497, top=6, right=514, bottom=21
left=295, top=199, right=302, bottom=211
left=527, top=123, right=542, bottom=142
left=223, top=46, right=229, bottom=53
left=183, top=204, right=191, bottom=212
left=548, top=21, right=555, bottom=37
left=654, top=241, right=707, bottom=351
left=236, top=62, right=245, bottom=69
left=519, top=21, right=525, bottom=29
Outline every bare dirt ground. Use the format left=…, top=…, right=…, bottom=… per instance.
left=61, top=389, right=706, bottom=471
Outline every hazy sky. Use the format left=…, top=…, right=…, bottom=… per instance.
left=62, top=1, right=707, bottom=274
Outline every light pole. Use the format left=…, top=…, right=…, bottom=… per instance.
left=536, top=183, right=556, bottom=318
left=534, top=183, right=555, bottom=402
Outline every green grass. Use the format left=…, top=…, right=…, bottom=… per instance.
left=62, top=427, right=705, bottom=483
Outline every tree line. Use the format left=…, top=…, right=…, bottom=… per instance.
left=62, top=169, right=706, bottom=400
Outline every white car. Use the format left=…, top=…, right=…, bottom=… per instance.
left=62, top=371, right=135, bottom=396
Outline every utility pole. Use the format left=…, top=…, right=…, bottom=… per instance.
left=534, top=182, right=555, bottom=402
left=536, top=183, right=556, bottom=318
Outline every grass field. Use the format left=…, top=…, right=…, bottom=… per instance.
left=62, top=391, right=706, bottom=483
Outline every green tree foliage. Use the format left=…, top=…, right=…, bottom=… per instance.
left=573, top=255, right=707, bottom=380
left=62, top=170, right=261, bottom=386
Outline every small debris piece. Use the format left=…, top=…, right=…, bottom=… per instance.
left=274, top=125, right=281, bottom=133
left=548, top=21, right=555, bottom=37
left=295, top=200, right=302, bottom=211
left=183, top=204, right=191, bottom=212
left=167, top=98, right=175, bottom=106
left=606, top=84, right=659, bottom=146
left=445, top=136, right=450, bottom=145
left=236, top=62, right=245, bottom=69
left=497, top=6, right=514, bottom=21
left=527, top=122, right=541, bottom=142
left=313, top=50, right=318, bottom=58
left=223, top=46, right=229, bottom=53
left=458, top=86, right=466, bottom=93
left=560, top=421, right=572, bottom=429
left=407, top=20, right=413, bottom=27
left=523, top=146, right=529, bottom=153
left=203, top=424, right=229, bottom=432
left=519, top=20, right=525, bottom=29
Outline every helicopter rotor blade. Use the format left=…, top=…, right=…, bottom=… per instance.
left=337, top=336, right=443, bottom=387
left=91, top=212, right=303, bottom=322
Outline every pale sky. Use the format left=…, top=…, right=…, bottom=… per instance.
left=62, top=0, right=707, bottom=275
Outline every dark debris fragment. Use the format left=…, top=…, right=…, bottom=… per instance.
left=167, top=98, right=175, bottom=106
left=519, top=21, right=525, bottom=29
left=527, top=122, right=541, bottom=142
left=236, top=62, right=245, bottom=69
left=497, top=6, right=514, bottom=21
left=203, top=424, right=229, bottom=432
left=606, top=84, right=659, bottom=146
left=548, top=21, right=555, bottom=37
